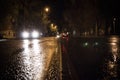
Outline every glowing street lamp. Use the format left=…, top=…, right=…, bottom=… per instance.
left=44, top=7, right=50, bottom=13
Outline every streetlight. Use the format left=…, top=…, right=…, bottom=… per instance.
left=44, top=7, right=50, bottom=13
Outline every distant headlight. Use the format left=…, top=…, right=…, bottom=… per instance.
left=31, top=31, right=39, bottom=38
left=22, top=31, right=29, bottom=38
left=56, top=35, right=60, bottom=38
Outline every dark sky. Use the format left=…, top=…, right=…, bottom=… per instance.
left=43, top=0, right=64, bottom=22
left=0, top=0, right=7, bottom=20
left=0, top=0, right=120, bottom=33
left=99, top=0, right=120, bottom=17
left=48, top=0, right=120, bottom=23
left=0, top=0, right=120, bottom=19
left=63, top=0, right=120, bottom=17
left=0, top=0, right=120, bottom=21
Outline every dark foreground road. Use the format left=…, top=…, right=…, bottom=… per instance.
left=61, top=36, right=120, bottom=80
left=0, top=37, right=61, bottom=80
left=0, top=36, right=120, bottom=80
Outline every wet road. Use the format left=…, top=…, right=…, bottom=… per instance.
left=0, top=37, right=61, bottom=80
left=0, top=36, right=120, bottom=80
left=61, top=36, right=120, bottom=80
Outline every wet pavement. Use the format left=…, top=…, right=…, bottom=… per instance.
left=0, top=37, right=61, bottom=80
left=0, top=36, right=120, bottom=80
left=61, top=36, right=120, bottom=80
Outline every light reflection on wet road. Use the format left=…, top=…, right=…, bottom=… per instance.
left=104, top=36, right=120, bottom=79
left=0, top=36, right=120, bottom=80
left=61, top=36, right=120, bottom=80
left=0, top=37, right=59, bottom=80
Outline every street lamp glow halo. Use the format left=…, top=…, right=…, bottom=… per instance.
left=44, top=7, right=50, bottom=13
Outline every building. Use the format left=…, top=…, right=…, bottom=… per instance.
left=0, top=27, right=15, bottom=39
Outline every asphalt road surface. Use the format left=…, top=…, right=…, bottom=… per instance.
left=61, top=36, right=120, bottom=80
left=0, top=36, right=120, bottom=80
left=0, top=37, right=61, bottom=80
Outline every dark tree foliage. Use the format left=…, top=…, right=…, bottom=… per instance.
left=98, top=0, right=120, bottom=34
left=63, top=0, right=100, bottom=33
left=1, top=0, right=120, bottom=34
left=0, top=0, right=50, bottom=33
left=63, top=0, right=120, bottom=35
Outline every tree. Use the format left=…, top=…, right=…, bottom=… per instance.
left=63, top=0, right=103, bottom=35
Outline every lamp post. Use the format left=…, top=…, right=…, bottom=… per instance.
left=42, top=6, right=51, bottom=36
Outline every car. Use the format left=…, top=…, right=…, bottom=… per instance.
left=61, top=33, right=69, bottom=40
left=22, top=30, right=42, bottom=39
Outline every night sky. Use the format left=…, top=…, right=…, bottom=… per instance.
left=0, top=0, right=120, bottom=34
left=99, top=0, right=120, bottom=17
left=0, top=0, right=120, bottom=21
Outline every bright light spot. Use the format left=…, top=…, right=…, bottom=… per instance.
left=85, top=42, right=88, bottom=46
left=113, top=54, right=117, bottom=62
left=109, top=63, right=115, bottom=69
left=32, top=31, right=39, bottom=38
left=56, top=35, right=60, bottom=38
left=22, top=39, right=44, bottom=80
left=110, top=42, right=116, bottom=46
left=22, top=31, right=29, bottom=38
left=23, top=40, right=29, bottom=44
left=23, top=40, right=30, bottom=54
left=95, top=42, right=98, bottom=45
left=108, top=61, right=115, bottom=69
left=84, top=42, right=89, bottom=47
left=45, top=7, right=49, bottom=12
left=110, top=36, right=119, bottom=43
left=67, top=32, right=69, bottom=35
left=32, top=40, right=40, bottom=54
